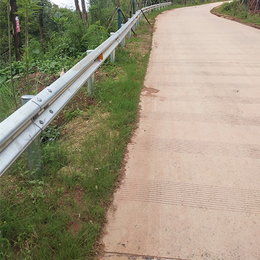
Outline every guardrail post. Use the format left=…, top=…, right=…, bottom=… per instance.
left=86, top=50, right=95, bottom=93
left=127, top=18, right=131, bottom=39
left=132, top=15, right=136, bottom=33
left=21, top=95, right=43, bottom=179
left=120, top=24, right=126, bottom=47
left=136, top=16, right=139, bottom=27
left=110, top=33, right=116, bottom=62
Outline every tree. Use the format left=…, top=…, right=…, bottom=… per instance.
left=7, top=1, right=18, bottom=107
left=81, top=0, right=88, bottom=24
left=10, top=0, right=22, bottom=61
left=17, top=0, right=40, bottom=93
left=53, top=15, right=67, bottom=69
left=39, top=0, right=45, bottom=51
left=0, top=0, right=9, bottom=66
left=74, top=0, right=82, bottom=19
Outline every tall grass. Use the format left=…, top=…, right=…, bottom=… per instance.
left=0, top=9, right=153, bottom=259
left=0, top=82, right=18, bottom=122
left=215, top=1, right=260, bottom=25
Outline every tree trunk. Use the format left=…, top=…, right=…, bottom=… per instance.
left=25, top=15, right=30, bottom=92
left=7, top=3, right=18, bottom=108
left=39, top=0, right=45, bottom=51
left=81, top=0, right=88, bottom=24
left=10, top=0, right=22, bottom=61
left=74, top=0, right=82, bottom=19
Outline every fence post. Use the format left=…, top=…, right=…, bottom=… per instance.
left=21, top=95, right=43, bottom=179
left=121, top=24, right=126, bottom=47
left=136, top=14, right=140, bottom=27
left=127, top=18, right=131, bottom=39
left=132, top=14, right=136, bottom=32
left=86, top=50, right=94, bottom=93
left=117, top=7, right=121, bottom=30
left=109, top=33, right=116, bottom=63
left=132, top=0, right=135, bottom=14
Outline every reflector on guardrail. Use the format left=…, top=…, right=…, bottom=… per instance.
left=98, top=53, right=104, bottom=60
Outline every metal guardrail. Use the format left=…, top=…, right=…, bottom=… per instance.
left=0, top=2, right=172, bottom=177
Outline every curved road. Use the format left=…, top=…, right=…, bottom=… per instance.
left=102, top=3, right=260, bottom=260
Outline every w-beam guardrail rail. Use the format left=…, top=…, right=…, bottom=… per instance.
left=0, top=2, right=172, bottom=177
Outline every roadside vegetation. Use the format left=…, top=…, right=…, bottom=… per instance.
left=0, top=5, right=166, bottom=259
left=0, top=0, right=124, bottom=121
left=1, top=0, right=223, bottom=259
left=212, top=0, right=260, bottom=27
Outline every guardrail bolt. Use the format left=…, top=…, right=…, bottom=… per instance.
left=86, top=50, right=95, bottom=94
left=47, top=88, right=52, bottom=93
left=21, top=95, right=43, bottom=179
left=37, top=97, right=42, bottom=102
left=49, top=110, right=54, bottom=114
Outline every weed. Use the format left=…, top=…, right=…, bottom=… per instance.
left=64, top=107, right=83, bottom=122
left=40, top=126, right=60, bottom=143
left=0, top=82, right=18, bottom=121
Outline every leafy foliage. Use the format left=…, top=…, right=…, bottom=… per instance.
left=82, top=21, right=109, bottom=49
left=0, top=0, right=9, bottom=68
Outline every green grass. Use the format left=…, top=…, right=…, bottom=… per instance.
left=214, top=0, right=260, bottom=25
left=0, top=82, right=18, bottom=122
left=0, top=9, right=153, bottom=260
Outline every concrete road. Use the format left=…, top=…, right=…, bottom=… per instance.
left=101, top=3, right=260, bottom=260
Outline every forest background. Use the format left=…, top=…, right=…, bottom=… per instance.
left=0, top=0, right=165, bottom=121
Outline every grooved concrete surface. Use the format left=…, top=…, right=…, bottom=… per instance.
left=101, top=3, right=260, bottom=260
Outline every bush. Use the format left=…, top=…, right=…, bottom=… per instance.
left=220, top=2, right=232, bottom=12
left=237, top=11, right=248, bottom=19
left=81, top=22, right=109, bottom=49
